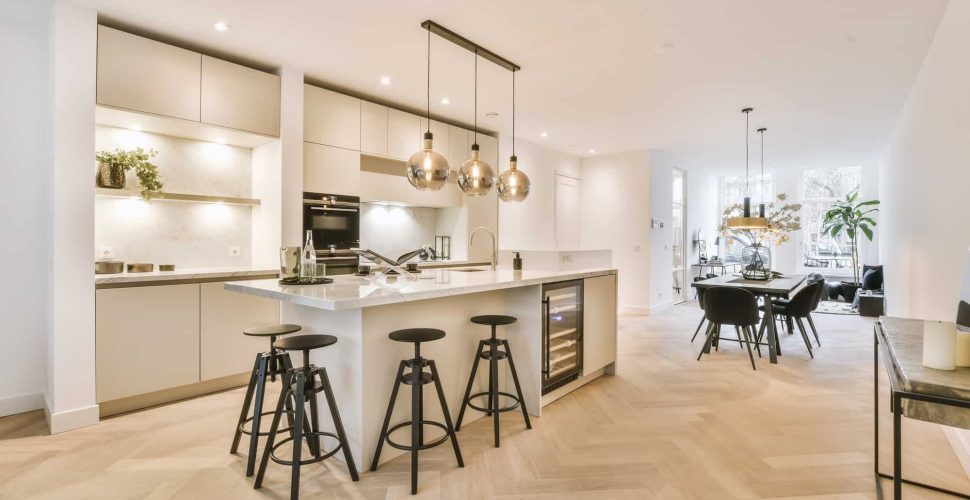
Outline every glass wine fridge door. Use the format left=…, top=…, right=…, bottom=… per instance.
left=542, top=280, right=584, bottom=394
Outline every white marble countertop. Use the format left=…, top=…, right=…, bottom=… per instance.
left=95, top=266, right=278, bottom=286
left=225, top=267, right=617, bottom=310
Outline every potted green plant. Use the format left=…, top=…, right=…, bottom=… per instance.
left=821, top=190, right=879, bottom=300
left=95, top=147, right=163, bottom=200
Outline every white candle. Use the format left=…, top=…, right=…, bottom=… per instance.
left=956, top=330, right=970, bottom=368
left=923, top=321, right=957, bottom=371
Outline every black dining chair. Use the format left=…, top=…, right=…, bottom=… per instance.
left=958, top=300, right=970, bottom=328
left=697, top=286, right=760, bottom=370
left=758, top=280, right=823, bottom=358
left=690, top=274, right=717, bottom=343
left=770, top=273, right=825, bottom=336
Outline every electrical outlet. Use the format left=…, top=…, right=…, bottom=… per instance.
left=633, top=244, right=641, bottom=252
left=561, top=254, right=573, bottom=263
left=229, top=246, right=240, bottom=257
left=98, top=246, right=115, bottom=259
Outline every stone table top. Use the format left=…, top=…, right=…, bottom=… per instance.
left=878, top=317, right=970, bottom=429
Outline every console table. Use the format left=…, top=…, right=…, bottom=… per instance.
left=875, top=317, right=970, bottom=499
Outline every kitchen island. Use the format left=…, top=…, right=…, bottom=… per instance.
left=225, top=267, right=618, bottom=471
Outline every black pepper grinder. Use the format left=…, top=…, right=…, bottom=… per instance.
left=513, top=252, right=522, bottom=271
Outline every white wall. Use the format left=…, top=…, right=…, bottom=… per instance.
left=580, top=150, right=651, bottom=313
left=648, top=151, right=674, bottom=312
left=49, top=0, right=99, bottom=432
left=0, top=0, right=53, bottom=417
left=498, top=138, right=581, bottom=251
left=686, top=166, right=718, bottom=275
left=879, top=0, right=970, bottom=322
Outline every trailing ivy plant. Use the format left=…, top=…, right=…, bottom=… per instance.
left=821, top=190, right=879, bottom=285
left=96, top=147, right=163, bottom=200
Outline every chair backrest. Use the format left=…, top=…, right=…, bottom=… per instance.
left=958, top=300, right=970, bottom=328
left=784, top=280, right=824, bottom=317
left=807, top=274, right=826, bottom=310
left=703, top=286, right=760, bottom=326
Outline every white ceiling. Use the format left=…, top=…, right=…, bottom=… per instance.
left=80, top=0, right=947, bottom=169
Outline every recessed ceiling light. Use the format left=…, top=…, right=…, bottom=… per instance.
left=485, top=111, right=499, bottom=117
left=540, top=132, right=548, bottom=138
left=589, top=149, right=597, bottom=154
left=213, top=21, right=230, bottom=32
left=380, top=76, right=391, bottom=86
left=654, top=42, right=675, bottom=53
left=440, top=97, right=450, bottom=105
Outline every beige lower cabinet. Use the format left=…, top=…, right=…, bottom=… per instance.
left=583, top=274, right=618, bottom=373
left=96, top=284, right=201, bottom=402
left=200, top=282, right=279, bottom=380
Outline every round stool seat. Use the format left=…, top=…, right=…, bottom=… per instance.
left=389, top=328, right=446, bottom=343
left=244, top=323, right=302, bottom=337
left=470, top=315, right=517, bottom=326
left=274, top=334, right=337, bottom=351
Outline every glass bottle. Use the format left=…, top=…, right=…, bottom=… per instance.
left=300, top=230, right=316, bottom=282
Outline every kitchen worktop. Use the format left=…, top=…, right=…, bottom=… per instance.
left=225, top=267, right=616, bottom=310
left=95, top=266, right=278, bottom=288
left=415, top=259, right=491, bottom=269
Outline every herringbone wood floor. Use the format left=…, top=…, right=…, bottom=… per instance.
left=2, top=304, right=968, bottom=499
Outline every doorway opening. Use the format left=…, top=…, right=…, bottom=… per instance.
left=672, top=168, right=687, bottom=304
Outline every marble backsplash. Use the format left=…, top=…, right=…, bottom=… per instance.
left=95, top=126, right=254, bottom=268
left=359, top=204, right=439, bottom=260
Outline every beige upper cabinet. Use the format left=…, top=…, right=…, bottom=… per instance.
left=304, top=85, right=361, bottom=150
left=304, top=142, right=361, bottom=196
left=360, top=101, right=389, bottom=156
left=200, top=56, right=280, bottom=136
left=96, top=26, right=201, bottom=121
left=388, top=109, right=422, bottom=160
left=448, top=125, right=470, bottom=171
left=477, top=134, right=499, bottom=167
left=420, top=118, right=449, bottom=155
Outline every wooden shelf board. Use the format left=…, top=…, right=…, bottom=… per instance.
left=96, top=188, right=260, bottom=206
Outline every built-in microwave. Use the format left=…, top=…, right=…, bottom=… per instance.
left=303, top=192, right=360, bottom=274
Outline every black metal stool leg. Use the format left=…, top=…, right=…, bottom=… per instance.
left=307, top=375, right=322, bottom=459
left=503, top=339, right=531, bottom=429
left=455, top=340, right=486, bottom=431
left=279, top=354, right=314, bottom=456
left=371, top=360, right=406, bottom=471
left=410, top=355, right=421, bottom=495
left=246, top=354, right=269, bottom=477
left=489, top=332, right=500, bottom=447
left=290, top=371, right=306, bottom=500
left=319, top=367, right=359, bottom=480
left=429, top=360, right=463, bottom=468
left=231, top=354, right=260, bottom=455
left=254, top=369, right=292, bottom=489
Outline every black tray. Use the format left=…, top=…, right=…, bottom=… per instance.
left=278, top=277, right=333, bottom=286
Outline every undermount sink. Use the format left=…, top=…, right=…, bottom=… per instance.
left=449, top=268, right=487, bottom=272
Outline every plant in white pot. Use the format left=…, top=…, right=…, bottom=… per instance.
left=96, top=147, right=163, bottom=200
left=821, top=190, right=879, bottom=300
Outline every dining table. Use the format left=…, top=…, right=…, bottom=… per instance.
left=691, top=273, right=808, bottom=364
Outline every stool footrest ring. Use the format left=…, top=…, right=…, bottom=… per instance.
left=384, top=420, right=452, bottom=451
left=268, top=431, right=342, bottom=466
left=238, top=411, right=294, bottom=437
left=467, top=391, right=522, bottom=414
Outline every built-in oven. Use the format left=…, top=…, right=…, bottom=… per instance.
left=303, top=192, right=360, bottom=275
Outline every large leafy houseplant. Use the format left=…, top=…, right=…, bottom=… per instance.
left=95, top=147, right=163, bottom=201
left=821, top=190, right=879, bottom=287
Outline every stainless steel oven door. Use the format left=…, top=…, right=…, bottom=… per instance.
left=303, top=200, right=360, bottom=249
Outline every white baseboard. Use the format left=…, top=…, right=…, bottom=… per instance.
left=649, top=300, right=674, bottom=315
left=943, top=427, right=970, bottom=479
left=621, top=305, right=650, bottom=315
left=0, top=392, right=45, bottom=417
left=44, top=400, right=99, bottom=434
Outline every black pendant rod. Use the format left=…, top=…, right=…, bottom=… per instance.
left=758, top=127, right=767, bottom=218
left=425, top=24, right=431, bottom=132
left=473, top=49, right=478, bottom=145
left=421, top=20, right=521, bottom=72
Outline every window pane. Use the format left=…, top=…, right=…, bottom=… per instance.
left=800, top=166, right=861, bottom=270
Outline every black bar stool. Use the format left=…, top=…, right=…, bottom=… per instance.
left=254, top=334, right=359, bottom=499
left=231, top=323, right=303, bottom=477
left=455, top=315, right=531, bottom=447
left=371, top=328, right=463, bottom=495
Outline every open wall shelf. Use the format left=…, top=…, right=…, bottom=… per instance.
left=96, top=188, right=260, bottom=206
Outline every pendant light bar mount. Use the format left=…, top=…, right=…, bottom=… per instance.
left=420, top=20, right=522, bottom=72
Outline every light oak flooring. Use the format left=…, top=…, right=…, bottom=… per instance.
left=2, top=303, right=969, bottom=499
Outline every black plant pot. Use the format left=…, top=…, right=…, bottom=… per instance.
left=840, top=281, right=861, bottom=303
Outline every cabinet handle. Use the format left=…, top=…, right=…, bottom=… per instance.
left=543, top=297, right=551, bottom=377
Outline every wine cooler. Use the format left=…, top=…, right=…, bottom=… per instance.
left=542, top=280, right=584, bottom=394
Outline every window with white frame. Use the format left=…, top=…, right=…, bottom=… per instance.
left=717, top=173, right=772, bottom=263
left=798, top=166, right=861, bottom=271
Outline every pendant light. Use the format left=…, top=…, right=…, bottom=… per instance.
left=757, top=127, right=767, bottom=218
left=407, top=25, right=449, bottom=191
left=726, top=108, right=770, bottom=229
left=497, top=70, right=530, bottom=202
left=458, top=49, right=495, bottom=196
